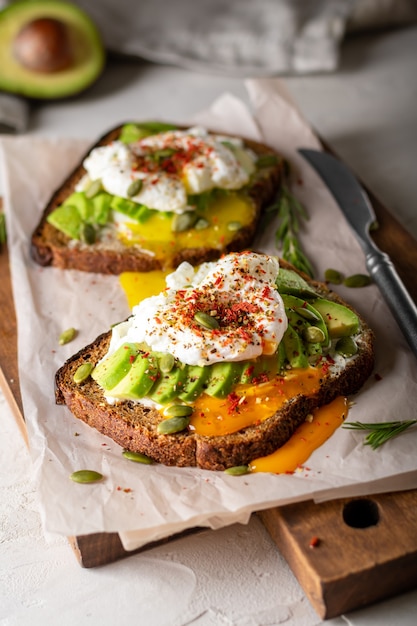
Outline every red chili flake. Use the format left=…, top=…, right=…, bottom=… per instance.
left=309, top=536, right=321, bottom=548
left=374, top=372, right=383, bottom=381
left=227, top=392, right=245, bottom=414
left=123, top=488, right=132, bottom=493
left=129, top=355, right=136, bottom=363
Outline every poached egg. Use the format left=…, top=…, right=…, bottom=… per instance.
left=76, top=127, right=256, bottom=216
left=109, top=252, right=288, bottom=366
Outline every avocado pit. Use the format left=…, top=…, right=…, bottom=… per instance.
left=13, top=17, right=73, bottom=73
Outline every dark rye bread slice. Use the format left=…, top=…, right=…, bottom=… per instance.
left=31, top=123, right=284, bottom=274
left=54, top=261, right=375, bottom=471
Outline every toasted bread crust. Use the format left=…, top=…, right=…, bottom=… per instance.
left=54, top=260, right=375, bottom=470
left=31, top=124, right=284, bottom=274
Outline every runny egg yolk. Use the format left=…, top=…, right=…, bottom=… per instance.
left=190, top=367, right=323, bottom=437
left=120, top=269, right=170, bottom=309
left=118, top=193, right=255, bottom=265
left=119, top=270, right=347, bottom=474
left=250, top=396, right=348, bottom=474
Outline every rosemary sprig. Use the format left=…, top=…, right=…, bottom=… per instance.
left=262, top=174, right=314, bottom=277
left=0, top=209, right=6, bottom=252
left=343, top=420, right=417, bottom=450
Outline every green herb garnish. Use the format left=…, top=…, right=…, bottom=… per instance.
left=0, top=209, right=6, bottom=251
left=343, top=420, right=417, bottom=449
left=263, top=177, right=314, bottom=278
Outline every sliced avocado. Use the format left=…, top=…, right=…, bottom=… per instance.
left=108, top=353, right=159, bottom=400
left=149, top=365, right=187, bottom=405
left=91, top=192, right=112, bottom=225
left=119, top=122, right=178, bottom=144
left=282, top=324, right=309, bottom=369
left=205, top=362, right=242, bottom=398
left=63, top=192, right=93, bottom=222
left=0, top=0, right=105, bottom=99
left=110, top=196, right=155, bottom=223
left=240, top=353, right=280, bottom=384
left=312, top=298, right=360, bottom=338
left=282, top=294, right=329, bottom=347
left=240, top=358, right=262, bottom=384
left=46, top=204, right=83, bottom=240
left=276, top=268, right=317, bottom=298
left=91, top=343, right=140, bottom=391
left=178, top=364, right=211, bottom=402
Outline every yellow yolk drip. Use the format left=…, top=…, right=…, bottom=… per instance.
left=118, top=192, right=255, bottom=263
left=249, top=396, right=348, bottom=474
left=190, top=367, right=323, bottom=437
left=120, top=270, right=170, bottom=309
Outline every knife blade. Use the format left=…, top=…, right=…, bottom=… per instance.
left=299, top=148, right=417, bottom=359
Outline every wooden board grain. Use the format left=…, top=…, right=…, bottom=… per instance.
left=258, top=490, right=417, bottom=618
left=1, top=176, right=417, bottom=618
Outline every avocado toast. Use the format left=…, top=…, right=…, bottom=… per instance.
left=31, top=122, right=284, bottom=274
left=55, top=252, right=374, bottom=471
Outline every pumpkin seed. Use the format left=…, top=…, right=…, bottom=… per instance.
left=85, top=179, right=103, bottom=199
left=122, top=450, right=153, bottom=464
left=80, top=222, right=96, bottom=244
left=73, top=362, right=93, bottom=384
left=157, top=416, right=190, bottom=435
left=70, top=469, right=103, bottom=484
left=335, top=336, right=358, bottom=357
left=152, top=148, right=175, bottom=162
left=195, top=218, right=210, bottom=230
left=303, top=326, right=326, bottom=344
left=194, top=311, right=220, bottom=330
left=159, top=353, right=175, bottom=373
left=127, top=178, right=143, bottom=197
left=324, top=268, right=343, bottom=284
left=227, top=221, right=242, bottom=232
left=343, top=274, right=372, bottom=288
left=224, top=465, right=250, bottom=476
left=171, top=211, right=197, bottom=232
left=164, top=404, right=193, bottom=417
left=59, top=327, right=77, bottom=345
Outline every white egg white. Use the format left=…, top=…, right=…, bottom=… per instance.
left=77, top=128, right=256, bottom=217
left=108, top=252, right=288, bottom=367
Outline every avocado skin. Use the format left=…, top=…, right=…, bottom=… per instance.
left=0, top=0, right=105, bottom=99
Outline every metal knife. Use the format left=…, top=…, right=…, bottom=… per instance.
left=299, top=148, right=417, bottom=359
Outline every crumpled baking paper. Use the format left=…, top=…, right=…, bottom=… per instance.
left=1, top=78, right=416, bottom=551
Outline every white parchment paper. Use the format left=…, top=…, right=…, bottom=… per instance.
left=1, top=79, right=416, bottom=551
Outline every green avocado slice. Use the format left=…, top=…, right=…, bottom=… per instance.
left=312, top=298, right=360, bottom=338
left=0, top=0, right=105, bottom=99
left=91, top=343, right=140, bottom=391
left=108, top=354, right=159, bottom=400
left=276, top=268, right=317, bottom=298
left=148, top=365, right=187, bottom=405
left=205, top=362, right=243, bottom=398
left=282, top=324, right=309, bottom=369
left=178, top=365, right=211, bottom=402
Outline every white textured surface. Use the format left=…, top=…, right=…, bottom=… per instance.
left=1, top=24, right=417, bottom=626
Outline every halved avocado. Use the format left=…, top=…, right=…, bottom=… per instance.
left=0, top=0, right=105, bottom=99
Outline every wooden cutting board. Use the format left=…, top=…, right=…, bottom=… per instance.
left=1, top=184, right=417, bottom=619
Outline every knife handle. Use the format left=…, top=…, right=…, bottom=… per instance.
left=366, top=248, right=417, bottom=359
